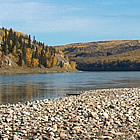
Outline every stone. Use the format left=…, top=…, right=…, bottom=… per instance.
left=103, top=112, right=109, bottom=119
left=52, top=124, right=57, bottom=132
left=114, top=132, right=124, bottom=135
left=44, top=116, right=48, bottom=122
left=6, top=118, right=12, bottom=123
left=0, top=88, right=139, bottom=139
left=50, top=132, right=55, bottom=136
left=91, top=112, right=99, bottom=120
left=99, top=136, right=112, bottom=139
left=13, top=135, right=19, bottom=140
left=70, top=117, right=78, bottom=122
left=60, top=132, right=66, bottom=138
left=22, top=111, right=30, bottom=116
left=51, top=117, right=55, bottom=121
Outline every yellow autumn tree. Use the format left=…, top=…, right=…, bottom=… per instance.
left=12, top=45, right=17, bottom=56
left=0, top=36, right=2, bottom=40
left=70, top=61, right=76, bottom=69
left=31, top=58, right=39, bottom=67
left=46, top=59, right=51, bottom=68
left=21, top=59, right=25, bottom=67
left=6, top=30, right=9, bottom=36
left=64, top=55, right=69, bottom=61
left=45, top=48, right=51, bottom=58
left=26, top=48, right=32, bottom=67
left=10, top=40, right=13, bottom=46
left=52, top=56, right=57, bottom=66
left=58, top=50, right=64, bottom=57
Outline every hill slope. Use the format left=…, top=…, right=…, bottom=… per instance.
left=0, top=28, right=76, bottom=71
left=55, top=40, right=140, bottom=71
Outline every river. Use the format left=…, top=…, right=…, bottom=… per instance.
left=0, top=71, right=140, bottom=104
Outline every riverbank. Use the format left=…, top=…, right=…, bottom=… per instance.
left=0, top=67, right=78, bottom=75
left=0, top=88, right=139, bottom=139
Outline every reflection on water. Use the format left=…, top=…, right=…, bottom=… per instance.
left=0, top=72, right=140, bottom=104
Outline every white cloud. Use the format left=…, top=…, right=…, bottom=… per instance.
left=0, top=1, right=55, bottom=21
left=0, top=0, right=95, bottom=34
left=101, top=14, right=140, bottom=19
left=27, top=17, right=101, bottom=33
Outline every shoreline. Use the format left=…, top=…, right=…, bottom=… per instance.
left=0, top=67, right=78, bottom=75
left=0, top=88, right=140, bottom=139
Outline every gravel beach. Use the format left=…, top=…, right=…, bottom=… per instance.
left=0, top=88, right=140, bottom=139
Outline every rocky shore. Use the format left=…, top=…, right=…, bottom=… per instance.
left=0, top=88, right=140, bottom=139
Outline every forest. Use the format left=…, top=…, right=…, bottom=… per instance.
left=1, top=27, right=140, bottom=71
left=55, top=40, right=140, bottom=71
left=0, top=28, right=76, bottom=70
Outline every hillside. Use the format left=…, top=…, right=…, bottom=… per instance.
left=55, top=40, right=140, bottom=71
left=0, top=28, right=76, bottom=72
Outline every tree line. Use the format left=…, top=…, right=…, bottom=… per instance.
left=0, top=28, right=76, bottom=69
left=77, top=60, right=140, bottom=71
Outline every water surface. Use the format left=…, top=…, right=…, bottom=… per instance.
left=0, top=72, right=140, bottom=104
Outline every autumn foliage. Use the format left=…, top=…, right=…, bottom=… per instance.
left=0, top=27, right=76, bottom=70
left=55, top=40, right=140, bottom=71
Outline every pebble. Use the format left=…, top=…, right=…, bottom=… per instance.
left=103, top=112, right=109, bottom=119
left=60, top=132, right=66, bottom=138
left=0, top=88, right=139, bottom=139
left=91, top=112, right=98, bottom=119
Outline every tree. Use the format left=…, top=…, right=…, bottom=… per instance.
left=26, top=48, right=32, bottom=67
left=28, top=35, right=31, bottom=48
left=46, top=59, right=51, bottom=68
left=0, top=36, right=2, bottom=40
left=18, top=53, right=24, bottom=66
left=52, top=56, right=57, bottom=66
left=12, top=45, right=17, bottom=56
left=64, top=55, right=69, bottom=61
left=32, top=58, right=39, bottom=67
left=70, top=61, right=76, bottom=69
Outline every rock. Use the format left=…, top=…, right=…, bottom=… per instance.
left=44, top=116, right=48, bottom=122
left=33, top=105, right=39, bottom=111
left=114, top=132, right=124, bottom=135
left=60, top=132, right=66, bottom=138
left=70, top=117, right=78, bottom=122
left=21, top=111, right=30, bottom=116
left=128, top=116, right=133, bottom=122
left=51, top=117, right=55, bottom=121
left=50, top=132, right=55, bottom=137
left=13, top=135, right=19, bottom=140
left=0, top=88, right=139, bottom=139
left=52, top=124, right=57, bottom=132
left=6, top=118, right=12, bottom=123
left=91, top=112, right=98, bottom=119
left=99, top=136, right=112, bottom=139
left=73, top=126, right=80, bottom=131
left=3, top=138, right=9, bottom=140
left=103, top=112, right=109, bottom=119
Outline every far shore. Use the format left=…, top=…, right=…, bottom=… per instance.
left=0, top=67, right=78, bottom=75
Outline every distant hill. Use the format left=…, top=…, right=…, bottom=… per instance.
left=55, top=40, right=140, bottom=71
left=0, top=27, right=76, bottom=70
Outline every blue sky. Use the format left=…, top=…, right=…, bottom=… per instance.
left=1, top=0, right=140, bottom=46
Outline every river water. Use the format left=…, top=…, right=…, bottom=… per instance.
left=0, top=71, right=140, bottom=104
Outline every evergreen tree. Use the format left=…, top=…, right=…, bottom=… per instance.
left=28, top=35, right=31, bottom=48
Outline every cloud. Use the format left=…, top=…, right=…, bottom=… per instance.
left=99, top=0, right=128, bottom=6
left=0, top=1, right=55, bottom=21
left=27, top=17, right=100, bottom=33
left=101, top=14, right=140, bottom=19
left=0, top=0, right=92, bottom=34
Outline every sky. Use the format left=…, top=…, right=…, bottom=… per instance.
left=1, top=0, right=140, bottom=46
